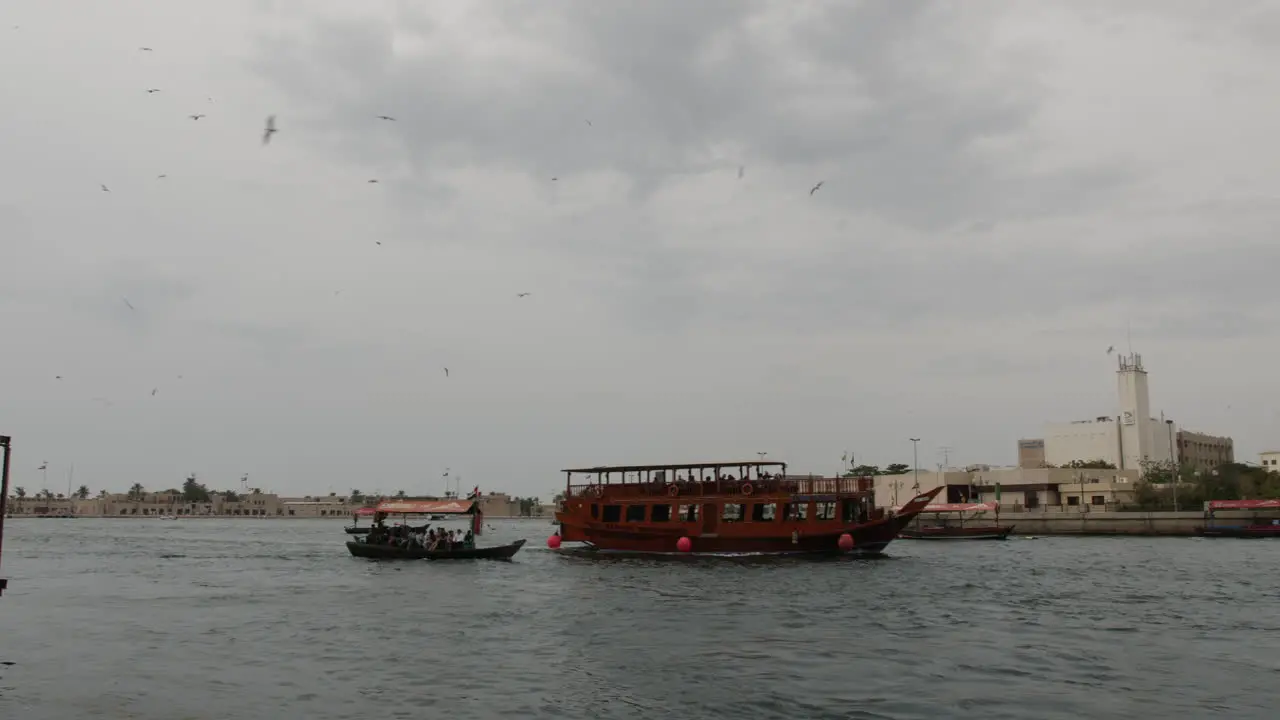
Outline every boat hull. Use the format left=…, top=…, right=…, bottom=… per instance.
left=344, top=527, right=370, bottom=535
left=346, top=538, right=526, bottom=560
left=899, top=525, right=1015, bottom=540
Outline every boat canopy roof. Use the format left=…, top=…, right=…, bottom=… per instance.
left=373, top=499, right=478, bottom=515
left=894, top=502, right=998, bottom=514
left=1206, top=499, right=1280, bottom=510
left=562, top=460, right=786, bottom=474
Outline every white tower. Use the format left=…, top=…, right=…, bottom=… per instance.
left=1116, top=353, right=1153, bottom=470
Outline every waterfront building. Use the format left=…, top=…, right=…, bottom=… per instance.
left=1176, top=431, right=1234, bottom=471
left=875, top=466, right=1140, bottom=511
left=1017, top=439, right=1046, bottom=468
left=1260, top=451, right=1280, bottom=472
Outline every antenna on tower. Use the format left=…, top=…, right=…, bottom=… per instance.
left=938, top=445, right=954, bottom=470
left=1126, top=318, right=1133, bottom=356
left=241, top=474, right=249, bottom=495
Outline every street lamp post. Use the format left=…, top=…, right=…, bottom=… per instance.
left=1, top=434, right=12, bottom=596
left=910, top=438, right=921, bottom=499
left=1166, top=419, right=1179, bottom=512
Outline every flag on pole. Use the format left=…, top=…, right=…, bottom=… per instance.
left=466, top=485, right=480, bottom=500
left=37, top=462, right=47, bottom=471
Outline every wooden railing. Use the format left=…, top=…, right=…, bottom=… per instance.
left=567, top=476, right=873, bottom=500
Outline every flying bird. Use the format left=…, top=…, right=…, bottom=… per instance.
left=189, top=114, right=205, bottom=120
left=375, top=115, right=396, bottom=121
left=122, top=297, right=135, bottom=310
left=517, top=292, right=531, bottom=298
left=809, top=181, right=824, bottom=195
left=551, top=177, right=558, bottom=181
left=374, top=241, right=382, bottom=246
left=100, top=184, right=110, bottom=192
left=157, top=174, right=167, bottom=179
left=367, top=179, right=379, bottom=183
left=1106, top=346, right=1115, bottom=355
left=151, top=388, right=158, bottom=396
left=146, top=88, right=161, bottom=93
left=262, top=115, right=277, bottom=145
left=139, top=47, right=153, bottom=51
left=738, top=165, right=745, bottom=179
left=584, top=120, right=592, bottom=127
left=443, top=368, right=449, bottom=377
left=54, top=376, right=62, bottom=380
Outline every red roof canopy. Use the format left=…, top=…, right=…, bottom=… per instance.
left=1207, top=499, right=1280, bottom=510
left=374, top=499, right=477, bottom=515
left=353, top=507, right=378, bottom=516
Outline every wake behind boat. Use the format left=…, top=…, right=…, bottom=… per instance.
left=346, top=497, right=526, bottom=561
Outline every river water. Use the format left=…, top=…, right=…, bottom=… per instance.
left=0, top=519, right=1276, bottom=719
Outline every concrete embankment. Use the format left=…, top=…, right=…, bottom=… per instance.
left=994, top=510, right=1256, bottom=537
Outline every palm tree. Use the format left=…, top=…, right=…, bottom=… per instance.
left=97, top=489, right=108, bottom=499
left=129, top=483, right=145, bottom=501
left=75, top=485, right=90, bottom=500
left=14, top=486, right=26, bottom=499
left=395, top=490, right=407, bottom=499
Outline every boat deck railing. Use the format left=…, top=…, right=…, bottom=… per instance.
left=568, top=476, right=873, bottom=500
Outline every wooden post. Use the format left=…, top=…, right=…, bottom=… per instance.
left=1, top=434, right=12, bottom=596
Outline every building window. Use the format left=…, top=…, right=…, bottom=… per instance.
left=1091, top=495, right=1105, bottom=506
left=1026, top=494, right=1039, bottom=509
left=751, top=503, right=777, bottom=521
left=602, top=505, right=621, bottom=523
left=625, top=505, right=646, bottom=522
left=651, top=504, right=671, bottom=522
left=1067, top=496, right=1080, bottom=506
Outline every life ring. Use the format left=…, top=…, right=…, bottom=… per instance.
left=741, top=482, right=753, bottom=496
left=667, top=484, right=680, bottom=497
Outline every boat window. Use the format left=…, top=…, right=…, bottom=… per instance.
left=625, top=505, right=646, bottom=522
left=750, top=503, right=776, bottom=521
left=677, top=504, right=699, bottom=521
left=782, top=502, right=809, bottom=521
left=602, top=505, right=622, bottom=522
left=590, top=503, right=599, bottom=519
left=721, top=503, right=745, bottom=522
left=651, top=504, right=672, bottom=522
left=815, top=502, right=836, bottom=520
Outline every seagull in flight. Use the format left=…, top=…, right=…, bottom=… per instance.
left=100, top=184, right=110, bottom=192
left=443, top=368, right=449, bottom=377
left=151, top=388, right=158, bottom=396
left=376, top=115, right=396, bottom=121
left=189, top=114, right=206, bottom=120
left=1106, top=346, right=1115, bottom=355
left=516, top=292, right=531, bottom=298
left=809, top=181, right=824, bottom=195
left=54, top=376, right=62, bottom=381
left=584, top=119, right=592, bottom=127
left=738, top=165, right=745, bottom=179
left=157, top=174, right=167, bottom=179
left=139, top=47, right=153, bottom=51
left=122, top=297, right=135, bottom=310
left=146, top=88, right=162, bottom=94
left=367, top=179, right=379, bottom=184
left=262, top=115, right=277, bottom=145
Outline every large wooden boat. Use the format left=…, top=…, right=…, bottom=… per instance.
left=1196, top=499, right=1280, bottom=538
left=552, top=461, right=943, bottom=556
left=896, top=501, right=1014, bottom=541
left=346, top=498, right=526, bottom=561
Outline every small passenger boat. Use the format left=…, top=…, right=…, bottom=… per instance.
left=552, top=460, right=943, bottom=556
left=346, top=498, right=525, bottom=561
left=1196, top=499, right=1280, bottom=538
left=896, top=501, right=1014, bottom=540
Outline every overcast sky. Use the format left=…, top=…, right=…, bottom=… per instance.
left=3, top=1, right=1278, bottom=499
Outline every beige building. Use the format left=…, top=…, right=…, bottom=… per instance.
left=1017, top=439, right=1046, bottom=468
left=1260, top=451, right=1280, bottom=472
left=879, top=466, right=1141, bottom=512
left=1176, top=431, right=1233, bottom=471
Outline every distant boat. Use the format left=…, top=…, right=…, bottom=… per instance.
left=896, top=501, right=1014, bottom=541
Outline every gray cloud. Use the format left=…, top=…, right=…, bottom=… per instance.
left=3, top=0, right=1279, bottom=495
